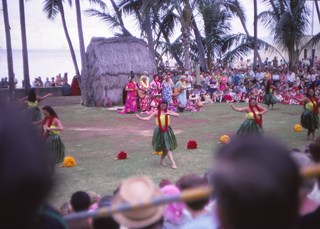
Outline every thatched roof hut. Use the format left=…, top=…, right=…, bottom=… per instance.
left=82, top=37, right=155, bottom=106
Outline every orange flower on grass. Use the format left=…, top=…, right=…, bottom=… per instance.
left=61, top=156, right=76, bottom=168
left=219, top=135, right=230, bottom=144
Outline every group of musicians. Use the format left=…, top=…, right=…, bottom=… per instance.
left=119, top=72, right=191, bottom=114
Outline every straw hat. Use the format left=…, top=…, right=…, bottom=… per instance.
left=112, top=176, right=165, bottom=228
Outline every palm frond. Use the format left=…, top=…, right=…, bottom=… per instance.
left=88, top=0, right=107, bottom=11
left=85, top=9, right=120, bottom=31
left=42, top=0, right=60, bottom=20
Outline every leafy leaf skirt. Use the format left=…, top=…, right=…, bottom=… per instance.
left=237, top=119, right=263, bottom=136
left=46, top=134, right=65, bottom=164
left=152, top=126, right=177, bottom=153
left=27, top=106, right=42, bottom=122
left=263, top=94, right=277, bottom=105
left=301, top=110, right=319, bottom=130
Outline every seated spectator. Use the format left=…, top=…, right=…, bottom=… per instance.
left=68, top=191, right=92, bottom=229
left=112, top=176, right=165, bottom=229
left=161, top=185, right=191, bottom=228
left=291, top=150, right=320, bottom=229
left=0, top=101, right=66, bottom=229
left=211, top=136, right=301, bottom=229
left=177, top=174, right=219, bottom=229
left=60, top=202, right=72, bottom=216
left=92, top=195, right=120, bottom=229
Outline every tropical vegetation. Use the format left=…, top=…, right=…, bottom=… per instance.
left=1, top=0, right=320, bottom=104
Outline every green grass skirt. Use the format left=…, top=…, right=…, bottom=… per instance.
left=301, top=110, right=319, bottom=130
left=263, top=94, right=277, bottom=105
left=237, top=119, right=263, bottom=136
left=27, top=106, right=42, bottom=122
left=152, top=126, right=177, bottom=153
left=46, top=134, right=65, bottom=164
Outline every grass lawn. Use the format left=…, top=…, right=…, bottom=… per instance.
left=44, top=97, right=309, bottom=208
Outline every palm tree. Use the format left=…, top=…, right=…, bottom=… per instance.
left=2, top=0, right=15, bottom=99
left=253, top=0, right=258, bottom=67
left=85, top=0, right=132, bottom=37
left=43, top=0, right=81, bottom=78
left=119, top=0, right=156, bottom=66
left=19, top=0, right=30, bottom=91
left=259, top=0, right=310, bottom=70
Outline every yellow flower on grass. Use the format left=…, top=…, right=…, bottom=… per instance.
left=219, top=135, right=230, bottom=144
left=293, top=124, right=302, bottom=132
left=153, top=151, right=163, bottom=155
left=62, top=156, right=77, bottom=167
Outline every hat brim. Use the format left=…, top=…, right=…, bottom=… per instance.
left=112, top=189, right=165, bottom=229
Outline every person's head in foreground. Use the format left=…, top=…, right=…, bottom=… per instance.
left=112, top=176, right=165, bottom=229
left=211, top=136, right=301, bottom=229
left=0, top=101, right=53, bottom=228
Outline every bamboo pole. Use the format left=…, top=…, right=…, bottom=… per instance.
left=64, top=163, right=320, bottom=222
left=64, top=186, right=212, bottom=222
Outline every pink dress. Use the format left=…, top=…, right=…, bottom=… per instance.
left=139, top=83, right=150, bottom=112
left=220, top=77, right=227, bottom=91
left=119, top=82, right=137, bottom=114
left=150, top=80, right=162, bottom=97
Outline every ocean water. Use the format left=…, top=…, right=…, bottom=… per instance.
left=0, top=49, right=81, bottom=87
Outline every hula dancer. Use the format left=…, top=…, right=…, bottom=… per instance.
left=231, top=97, right=268, bottom=136
left=263, top=80, right=277, bottom=109
left=294, top=88, right=319, bottom=140
left=22, top=88, right=52, bottom=124
left=136, top=101, right=179, bottom=169
left=42, top=106, right=65, bottom=164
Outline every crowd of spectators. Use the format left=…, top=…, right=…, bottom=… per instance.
left=3, top=97, right=320, bottom=229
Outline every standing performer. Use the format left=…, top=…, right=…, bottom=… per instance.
left=149, top=74, right=162, bottom=97
left=231, top=97, right=268, bottom=136
left=139, top=75, right=150, bottom=112
left=162, top=73, right=174, bottom=104
left=294, top=88, right=319, bottom=140
left=136, top=101, right=179, bottom=169
left=22, top=88, right=52, bottom=124
left=263, top=80, right=277, bottom=109
left=175, top=75, right=187, bottom=107
left=118, top=75, right=137, bottom=114
left=42, top=106, right=65, bottom=164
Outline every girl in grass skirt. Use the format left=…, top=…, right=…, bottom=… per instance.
left=294, top=88, right=319, bottom=140
left=42, top=106, right=65, bottom=164
left=136, top=101, right=179, bottom=169
left=22, top=88, right=52, bottom=124
left=231, top=97, right=268, bottom=136
left=263, top=80, right=277, bottom=109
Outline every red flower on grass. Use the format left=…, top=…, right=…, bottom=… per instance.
left=115, top=151, right=128, bottom=160
left=187, top=140, right=198, bottom=149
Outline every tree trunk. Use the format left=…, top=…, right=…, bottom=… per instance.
left=288, top=47, right=298, bottom=71
left=2, top=0, right=15, bottom=100
left=191, top=14, right=208, bottom=72
left=253, top=0, right=258, bottom=67
left=144, top=7, right=156, bottom=68
left=19, top=0, right=30, bottom=92
left=315, top=0, right=320, bottom=24
left=58, top=3, right=80, bottom=78
left=181, top=0, right=192, bottom=74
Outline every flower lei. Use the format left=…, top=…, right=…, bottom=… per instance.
left=309, top=97, right=319, bottom=115
left=157, top=109, right=169, bottom=132
left=42, top=116, right=56, bottom=128
left=179, top=80, right=186, bottom=89
left=249, top=104, right=262, bottom=127
left=140, top=80, right=149, bottom=89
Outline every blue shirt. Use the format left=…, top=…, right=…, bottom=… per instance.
left=180, top=212, right=219, bottom=229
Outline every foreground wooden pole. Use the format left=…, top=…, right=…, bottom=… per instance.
left=65, top=163, right=320, bottom=222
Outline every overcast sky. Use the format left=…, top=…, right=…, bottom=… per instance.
left=0, top=0, right=319, bottom=50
